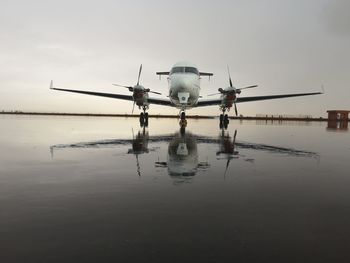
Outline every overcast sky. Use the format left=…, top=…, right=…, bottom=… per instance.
left=0, top=0, right=349, bottom=116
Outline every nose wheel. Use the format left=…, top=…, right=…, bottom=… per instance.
left=179, top=111, right=187, bottom=128
left=219, top=110, right=229, bottom=129
left=139, top=107, right=149, bottom=127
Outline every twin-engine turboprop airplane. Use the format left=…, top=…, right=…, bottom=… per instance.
left=51, top=61, right=322, bottom=126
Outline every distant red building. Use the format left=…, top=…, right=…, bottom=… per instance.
left=327, top=110, right=349, bottom=130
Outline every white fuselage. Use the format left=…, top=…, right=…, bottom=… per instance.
left=167, top=62, right=201, bottom=110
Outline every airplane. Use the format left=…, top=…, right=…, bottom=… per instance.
left=50, top=61, right=322, bottom=127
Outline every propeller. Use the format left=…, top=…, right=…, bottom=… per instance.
left=112, top=64, right=162, bottom=95
left=112, top=64, right=162, bottom=113
left=208, top=66, right=258, bottom=116
left=223, top=129, right=238, bottom=178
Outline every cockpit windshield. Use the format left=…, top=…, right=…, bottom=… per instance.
left=185, top=67, right=199, bottom=75
left=170, top=67, right=199, bottom=75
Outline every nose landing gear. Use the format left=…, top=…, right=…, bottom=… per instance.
left=139, top=106, right=149, bottom=127
left=219, top=109, right=229, bottom=129
left=179, top=110, right=187, bottom=128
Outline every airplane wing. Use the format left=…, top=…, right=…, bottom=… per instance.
left=147, top=97, right=172, bottom=106
left=51, top=87, right=172, bottom=107
left=196, top=91, right=322, bottom=107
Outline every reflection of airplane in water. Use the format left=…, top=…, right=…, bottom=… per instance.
left=50, top=128, right=319, bottom=181
left=155, top=129, right=210, bottom=177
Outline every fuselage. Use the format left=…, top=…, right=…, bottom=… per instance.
left=168, top=62, right=201, bottom=110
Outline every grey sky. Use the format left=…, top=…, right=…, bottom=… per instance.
left=0, top=0, right=349, bottom=116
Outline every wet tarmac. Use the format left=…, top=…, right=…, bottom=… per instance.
left=1, top=115, right=350, bottom=262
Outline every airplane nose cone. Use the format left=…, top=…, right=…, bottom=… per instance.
left=176, top=79, right=187, bottom=91
left=175, top=77, right=194, bottom=91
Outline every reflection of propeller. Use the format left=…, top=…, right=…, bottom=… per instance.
left=130, top=126, right=148, bottom=177
left=223, top=129, right=238, bottom=177
left=233, top=129, right=237, bottom=145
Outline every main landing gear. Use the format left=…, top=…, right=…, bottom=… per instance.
left=179, top=110, right=187, bottom=128
left=139, top=106, right=149, bottom=127
left=219, top=110, right=229, bottom=130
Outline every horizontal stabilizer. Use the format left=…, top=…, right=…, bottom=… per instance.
left=156, top=72, right=170, bottom=75
left=199, top=72, right=213, bottom=77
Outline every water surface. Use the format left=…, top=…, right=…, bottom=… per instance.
left=1, top=115, right=350, bottom=262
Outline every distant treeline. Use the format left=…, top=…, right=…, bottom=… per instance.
left=0, top=110, right=339, bottom=121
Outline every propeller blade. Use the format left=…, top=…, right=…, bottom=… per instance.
left=233, top=130, right=237, bottom=145
left=113, top=84, right=134, bottom=92
left=149, top=91, right=162, bottom=95
left=237, top=85, right=258, bottom=91
left=137, top=64, right=142, bottom=85
left=224, top=158, right=231, bottom=178
left=226, top=159, right=230, bottom=171
left=234, top=102, right=238, bottom=116
left=227, top=65, right=233, bottom=87
left=132, top=101, right=136, bottom=114
left=112, top=84, right=132, bottom=88
left=207, top=93, right=221, bottom=96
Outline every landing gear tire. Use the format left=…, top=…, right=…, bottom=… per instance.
left=224, top=114, right=229, bottom=124
left=220, top=113, right=229, bottom=129
left=139, top=112, right=144, bottom=126
left=179, top=111, right=187, bottom=127
left=179, top=119, right=187, bottom=128
left=180, top=111, right=186, bottom=120
left=144, top=112, right=149, bottom=127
